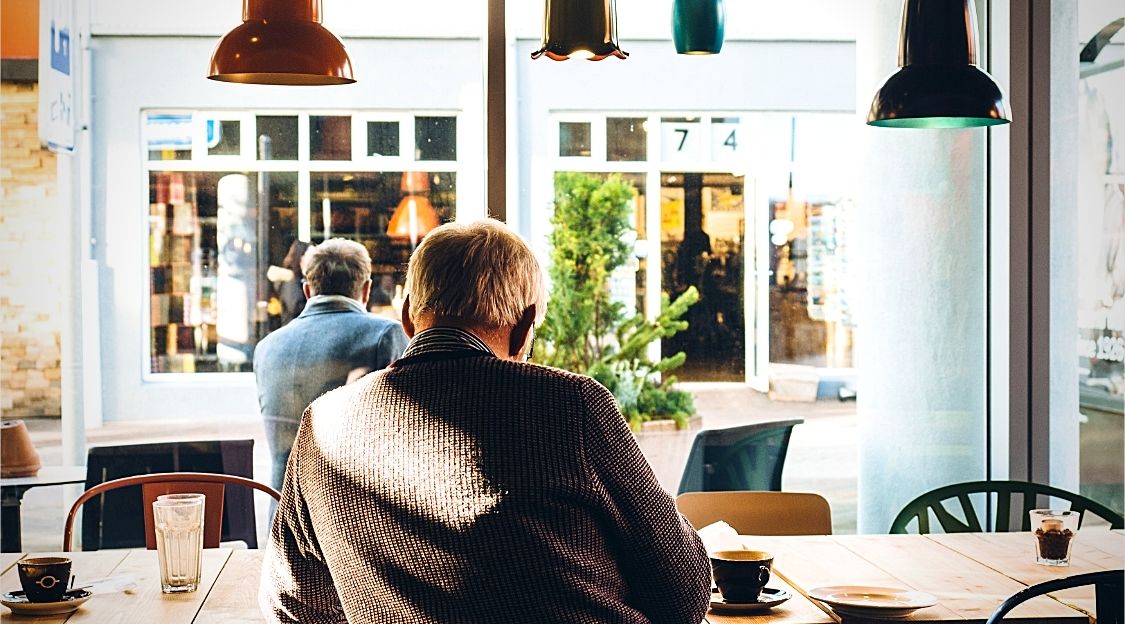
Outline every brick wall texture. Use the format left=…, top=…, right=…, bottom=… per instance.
left=1, top=82, right=63, bottom=418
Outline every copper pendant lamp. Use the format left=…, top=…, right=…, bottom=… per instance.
left=867, top=0, right=1009, bottom=128
left=387, top=172, right=441, bottom=248
left=531, top=0, right=628, bottom=61
left=209, top=0, right=355, bottom=85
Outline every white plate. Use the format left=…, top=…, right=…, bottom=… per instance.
left=710, top=587, right=792, bottom=613
left=1, top=589, right=93, bottom=616
left=807, top=585, right=936, bottom=619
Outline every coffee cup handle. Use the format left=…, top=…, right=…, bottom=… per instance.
left=759, top=566, right=771, bottom=587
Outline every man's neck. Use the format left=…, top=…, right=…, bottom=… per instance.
left=420, top=318, right=510, bottom=360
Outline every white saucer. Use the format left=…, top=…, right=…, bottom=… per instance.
left=807, top=585, right=936, bottom=619
left=1, top=589, right=93, bottom=616
left=710, top=587, right=792, bottom=613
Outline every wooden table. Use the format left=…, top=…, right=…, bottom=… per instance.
left=707, top=531, right=1125, bottom=624
left=2, top=532, right=1121, bottom=623
left=1, top=549, right=263, bottom=623
left=0, top=467, right=87, bottom=552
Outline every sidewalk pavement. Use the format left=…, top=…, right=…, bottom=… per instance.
left=9, top=384, right=857, bottom=551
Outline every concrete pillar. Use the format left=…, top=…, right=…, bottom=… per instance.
left=854, top=0, right=988, bottom=533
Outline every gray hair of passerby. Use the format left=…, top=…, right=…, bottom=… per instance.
left=303, top=238, right=372, bottom=298
left=405, top=219, right=547, bottom=328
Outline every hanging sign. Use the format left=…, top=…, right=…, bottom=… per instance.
left=38, top=0, right=76, bottom=152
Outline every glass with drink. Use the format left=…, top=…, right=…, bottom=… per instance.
left=1030, top=509, right=1078, bottom=566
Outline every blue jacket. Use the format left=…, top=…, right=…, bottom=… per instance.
left=253, top=295, right=408, bottom=435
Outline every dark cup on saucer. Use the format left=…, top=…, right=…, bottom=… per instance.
left=710, top=550, right=773, bottom=603
left=17, top=557, right=72, bottom=602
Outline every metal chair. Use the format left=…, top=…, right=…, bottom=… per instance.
left=63, top=471, right=280, bottom=551
left=676, top=419, right=803, bottom=494
left=985, top=570, right=1123, bottom=624
left=889, top=480, right=1125, bottom=534
left=79, top=440, right=262, bottom=549
left=676, top=491, right=833, bottom=535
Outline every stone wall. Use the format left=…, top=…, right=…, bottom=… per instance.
left=1, top=81, right=62, bottom=418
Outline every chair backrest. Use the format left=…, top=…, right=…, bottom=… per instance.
left=677, top=419, right=803, bottom=495
left=676, top=491, right=833, bottom=535
left=63, top=471, right=281, bottom=551
left=985, top=570, right=1123, bottom=624
left=81, top=440, right=259, bottom=549
left=889, top=480, right=1125, bottom=534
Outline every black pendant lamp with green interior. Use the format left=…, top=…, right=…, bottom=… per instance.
left=672, top=0, right=725, bottom=55
left=209, top=0, right=355, bottom=85
left=531, top=0, right=628, bottom=61
left=868, top=0, right=1010, bottom=128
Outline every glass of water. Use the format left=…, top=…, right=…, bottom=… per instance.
left=153, top=498, right=204, bottom=593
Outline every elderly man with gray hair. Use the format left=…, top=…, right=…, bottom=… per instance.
left=261, top=219, right=712, bottom=624
left=253, top=238, right=408, bottom=492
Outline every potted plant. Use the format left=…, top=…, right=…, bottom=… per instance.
left=538, top=172, right=699, bottom=430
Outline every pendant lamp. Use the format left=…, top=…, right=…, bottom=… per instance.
left=209, top=0, right=355, bottom=85
left=531, top=0, right=628, bottom=61
left=672, top=0, right=725, bottom=55
left=387, top=172, right=441, bottom=249
left=867, top=0, right=1010, bottom=128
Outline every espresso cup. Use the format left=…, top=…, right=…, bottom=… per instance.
left=710, top=550, right=773, bottom=603
left=17, top=557, right=72, bottom=602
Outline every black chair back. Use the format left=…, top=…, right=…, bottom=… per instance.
left=985, top=570, right=1123, bottom=624
left=81, top=439, right=257, bottom=550
left=677, top=419, right=803, bottom=494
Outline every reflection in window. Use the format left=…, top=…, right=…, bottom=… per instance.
left=256, top=116, right=299, bottom=160
left=367, top=121, right=400, bottom=157
left=207, top=120, right=241, bottom=156
left=607, top=117, right=647, bottom=161
left=310, top=171, right=457, bottom=313
left=559, top=122, right=592, bottom=157
left=148, top=171, right=297, bottom=374
left=311, top=115, right=352, bottom=160
left=414, top=116, right=457, bottom=161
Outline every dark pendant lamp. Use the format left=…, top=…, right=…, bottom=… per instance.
left=672, top=0, right=725, bottom=55
left=867, top=0, right=1010, bottom=128
left=209, top=0, right=355, bottom=85
left=531, top=0, right=628, bottom=61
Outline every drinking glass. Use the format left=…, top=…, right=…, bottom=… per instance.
left=1030, top=509, right=1078, bottom=566
left=153, top=498, right=204, bottom=593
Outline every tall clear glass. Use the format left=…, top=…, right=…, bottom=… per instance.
left=153, top=498, right=204, bottom=593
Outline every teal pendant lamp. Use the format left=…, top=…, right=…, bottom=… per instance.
left=673, top=0, right=725, bottom=55
left=867, top=0, right=1010, bottom=128
left=531, top=0, right=628, bottom=61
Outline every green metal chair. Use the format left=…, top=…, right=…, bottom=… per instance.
left=676, top=419, right=803, bottom=495
left=889, top=480, right=1125, bottom=534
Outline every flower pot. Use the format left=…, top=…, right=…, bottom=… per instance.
left=1, top=420, right=41, bottom=478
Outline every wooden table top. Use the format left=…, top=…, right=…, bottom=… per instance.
left=2, top=530, right=1120, bottom=623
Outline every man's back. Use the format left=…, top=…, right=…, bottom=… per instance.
left=263, top=349, right=711, bottom=624
left=253, top=295, right=408, bottom=489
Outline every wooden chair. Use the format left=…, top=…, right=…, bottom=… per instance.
left=677, top=419, right=803, bottom=495
left=676, top=491, right=833, bottom=535
left=985, top=570, right=1123, bottom=624
left=889, top=480, right=1125, bottom=534
left=63, top=472, right=280, bottom=551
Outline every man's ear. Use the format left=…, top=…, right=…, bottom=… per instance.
left=302, top=281, right=313, bottom=300
left=358, top=278, right=372, bottom=307
left=401, top=295, right=415, bottom=338
left=508, top=305, right=537, bottom=359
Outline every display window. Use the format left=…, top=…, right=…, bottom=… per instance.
left=143, top=110, right=459, bottom=375
left=549, top=112, right=856, bottom=384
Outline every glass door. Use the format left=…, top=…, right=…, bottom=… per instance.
left=659, top=172, right=747, bottom=382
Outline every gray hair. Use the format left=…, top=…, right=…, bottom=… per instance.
left=303, top=238, right=371, bottom=298
left=406, top=219, right=547, bottom=327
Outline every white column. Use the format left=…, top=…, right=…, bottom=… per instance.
left=854, top=0, right=988, bottom=533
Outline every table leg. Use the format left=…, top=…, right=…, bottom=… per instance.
left=0, top=486, right=28, bottom=553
